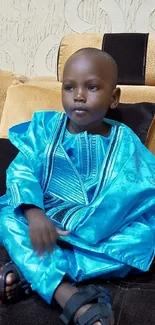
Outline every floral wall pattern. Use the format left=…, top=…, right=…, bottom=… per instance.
left=0, top=0, right=155, bottom=76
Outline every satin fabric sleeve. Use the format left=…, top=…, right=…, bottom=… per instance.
left=6, top=112, right=48, bottom=210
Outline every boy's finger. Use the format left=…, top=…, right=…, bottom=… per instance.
left=56, top=227, right=70, bottom=236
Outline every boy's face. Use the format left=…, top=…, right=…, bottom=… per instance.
left=62, top=53, right=120, bottom=129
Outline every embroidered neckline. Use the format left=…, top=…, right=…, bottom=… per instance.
left=65, top=126, right=113, bottom=140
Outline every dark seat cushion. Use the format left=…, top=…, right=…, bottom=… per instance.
left=1, top=271, right=155, bottom=325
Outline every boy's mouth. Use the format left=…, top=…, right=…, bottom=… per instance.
left=73, top=107, right=88, bottom=112
left=73, top=107, right=88, bottom=116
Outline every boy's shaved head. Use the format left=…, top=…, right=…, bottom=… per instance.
left=62, top=46, right=120, bottom=135
left=63, top=47, right=118, bottom=89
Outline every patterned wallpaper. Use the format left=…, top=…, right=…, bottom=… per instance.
left=0, top=0, right=155, bottom=76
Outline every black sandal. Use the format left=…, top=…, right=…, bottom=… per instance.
left=0, top=261, right=32, bottom=304
left=60, top=284, right=114, bottom=325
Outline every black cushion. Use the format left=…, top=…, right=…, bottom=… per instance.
left=0, top=139, right=18, bottom=196
left=106, top=102, right=155, bottom=144
left=102, top=33, right=149, bottom=85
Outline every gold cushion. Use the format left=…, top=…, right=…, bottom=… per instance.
left=58, top=33, right=103, bottom=82
left=58, top=32, right=155, bottom=86
left=119, top=85, right=155, bottom=103
left=0, top=70, right=27, bottom=122
left=0, top=80, right=62, bottom=138
left=145, top=33, right=155, bottom=86
left=145, top=116, right=155, bottom=155
left=1, top=77, right=155, bottom=154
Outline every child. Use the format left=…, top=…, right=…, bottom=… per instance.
left=0, top=48, right=155, bottom=325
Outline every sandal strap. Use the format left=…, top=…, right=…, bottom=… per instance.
left=77, top=304, right=111, bottom=325
left=60, top=285, right=110, bottom=325
left=5, top=262, right=24, bottom=280
left=85, top=285, right=111, bottom=305
left=2, top=262, right=29, bottom=288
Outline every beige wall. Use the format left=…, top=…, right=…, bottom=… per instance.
left=0, top=0, right=155, bottom=76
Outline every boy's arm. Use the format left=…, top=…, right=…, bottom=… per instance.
left=6, top=151, right=44, bottom=211
left=6, top=112, right=46, bottom=211
left=5, top=113, right=57, bottom=254
left=5, top=112, right=70, bottom=253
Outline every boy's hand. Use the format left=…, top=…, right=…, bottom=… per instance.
left=28, top=210, right=57, bottom=254
left=23, top=206, right=70, bottom=254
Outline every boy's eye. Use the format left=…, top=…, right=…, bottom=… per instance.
left=64, top=85, right=74, bottom=92
left=88, top=85, right=98, bottom=91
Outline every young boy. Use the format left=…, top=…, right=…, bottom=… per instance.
left=0, top=48, right=155, bottom=325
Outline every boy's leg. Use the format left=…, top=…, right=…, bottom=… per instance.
left=0, top=207, right=69, bottom=303
left=54, top=281, right=114, bottom=325
left=0, top=209, right=114, bottom=325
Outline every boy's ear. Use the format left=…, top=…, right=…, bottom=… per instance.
left=110, top=87, right=121, bottom=109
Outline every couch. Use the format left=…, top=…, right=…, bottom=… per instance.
left=1, top=32, right=155, bottom=325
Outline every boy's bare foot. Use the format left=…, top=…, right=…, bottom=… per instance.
left=74, top=303, right=114, bottom=325
left=0, top=262, right=32, bottom=303
left=5, top=272, right=17, bottom=299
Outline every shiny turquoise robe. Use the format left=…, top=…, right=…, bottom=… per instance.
left=1, top=111, right=155, bottom=304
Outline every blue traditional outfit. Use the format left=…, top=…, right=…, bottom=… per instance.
left=0, top=111, right=155, bottom=304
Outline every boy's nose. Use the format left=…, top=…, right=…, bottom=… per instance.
left=74, top=89, right=86, bottom=102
